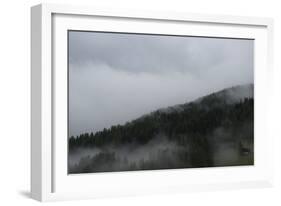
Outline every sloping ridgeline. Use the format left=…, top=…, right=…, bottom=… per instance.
left=68, top=84, right=254, bottom=173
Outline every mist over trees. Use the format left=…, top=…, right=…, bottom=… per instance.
left=68, top=84, right=254, bottom=174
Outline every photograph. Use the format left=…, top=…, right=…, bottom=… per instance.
left=67, top=31, right=254, bottom=174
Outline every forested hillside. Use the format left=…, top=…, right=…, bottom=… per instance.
left=68, top=84, right=254, bottom=173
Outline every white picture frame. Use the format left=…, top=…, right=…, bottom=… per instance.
left=31, top=3, right=274, bottom=202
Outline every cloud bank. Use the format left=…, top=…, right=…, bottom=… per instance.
left=69, top=31, right=253, bottom=137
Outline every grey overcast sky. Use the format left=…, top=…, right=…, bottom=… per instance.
left=69, top=31, right=254, bottom=137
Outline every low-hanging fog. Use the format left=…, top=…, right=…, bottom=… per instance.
left=68, top=31, right=254, bottom=137
left=68, top=134, right=184, bottom=170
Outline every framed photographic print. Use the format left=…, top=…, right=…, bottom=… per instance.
left=31, top=3, right=274, bottom=201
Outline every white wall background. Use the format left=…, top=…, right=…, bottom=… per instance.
left=0, top=0, right=280, bottom=205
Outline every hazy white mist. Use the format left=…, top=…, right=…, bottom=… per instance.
left=69, top=31, right=254, bottom=137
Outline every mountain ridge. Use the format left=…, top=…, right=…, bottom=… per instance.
left=136, top=83, right=253, bottom=122
left=69, top=84, right=254, bottom=173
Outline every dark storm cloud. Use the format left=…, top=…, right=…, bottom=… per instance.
left=68, top=31, right=253, bottom=137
